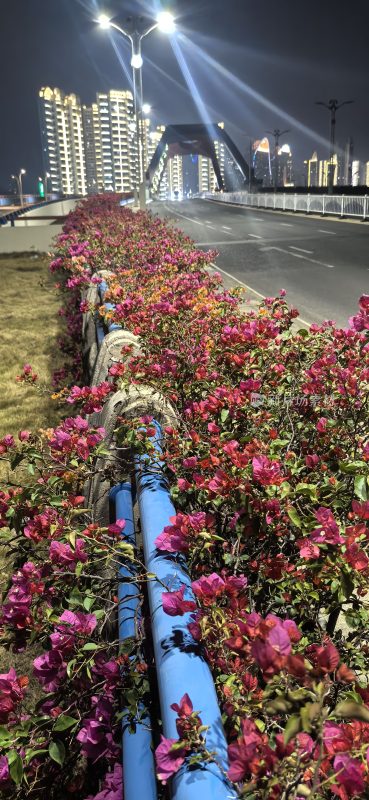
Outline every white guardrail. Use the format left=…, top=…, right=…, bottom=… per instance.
left=204, top=191, right=369, bottom=220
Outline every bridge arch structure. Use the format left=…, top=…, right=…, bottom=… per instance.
left=147, top=123, right=250, bottom=195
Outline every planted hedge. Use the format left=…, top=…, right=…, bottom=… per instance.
left=1, top=194, right=369, bottom=799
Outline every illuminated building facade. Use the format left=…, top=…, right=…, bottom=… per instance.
left=94, top=90, right=137, bottom=192
left=39, top=87, right=86, bottom=195
left=318, top=155, right=338, bottom=187
left=252, top=138, right=272, bottom=187
left=149, top=127, right=168, bottom=199
left=39, top=86, right=149, bottom=195
left=352, top=160, right=362, bottom=186
left=82, top=106, right=98, bottom=195
left=276, top=143, right=293, bottom=186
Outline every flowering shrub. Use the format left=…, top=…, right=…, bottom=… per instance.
left=2, top=194, right=369, bottom=798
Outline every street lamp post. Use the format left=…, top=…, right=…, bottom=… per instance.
left=97, top=11, right=175, bottom=209
left=315, top=99, right=354, bottom=193
left=266, top=129, right=290, bottom=191
left=11, top=169, right=26, bottom=207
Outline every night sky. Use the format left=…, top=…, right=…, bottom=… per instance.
left=1, top=0, right=369, bottom=192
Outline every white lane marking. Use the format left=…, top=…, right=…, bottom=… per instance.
left=280, top=222, right=293, bottom=227
left=260, top=246, right=335, bottom=269
left=208, top=261, right=311, bottom=327
left=206, top=224, right=216, bottom=229
left=319, top=229, right=336, bottom=235
left=222, top=225, right=232, bottom=230
left=164, top=204, right=204, bottom=225
left=221, top=229, right=234, bottom=235
left=195, top=239, right=264, bottom=246
left=289, top=245, right=314, bottom=254
left=248, top=233, right=262, bottom=239
left=250, top=217, right=264, bottom=221
left=205, top=220, right=212, bottom=223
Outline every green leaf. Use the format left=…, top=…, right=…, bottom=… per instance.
left=83, top=595, right=95, bottom=611
left=338, top=460, right=366, bottom=474
left=295, top=483, right=318, bottom=498
left=82, top=642, right=99, bottom=651
left=287, top=508, right=302, bottom=529
left=53, top=715, right=78, bottom=731
left=49, top=740, right=66, bottom=766
left=7, top=749, right=19, bottom=765
left=283, top=714, right=302, bottom=745
left=354, top=475, right=368, bottom=501
left=9, top=754, right=23, bottom=785
left=68, top=587, right=85, bottom=608
left=334, top=701, right=369, bottom=722
left=220, top=408, right=229, bottom=422
left=25, top=748, right=48, bottom=764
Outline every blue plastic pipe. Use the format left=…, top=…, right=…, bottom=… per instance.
left=111, top=482, right=158, bottom=800
left=135, top=423, right=237, bottom=800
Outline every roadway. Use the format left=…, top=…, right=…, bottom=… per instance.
left=152, top=198, right=369, bottom=327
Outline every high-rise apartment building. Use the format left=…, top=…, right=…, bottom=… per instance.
left=366, top=162, right=369, bottom=187
left=197, top=123, right=227, bottom=192
left=82, top=106, right=98, bottom=195
left=344, top=137, right=354, bottom=185
left=94, top=90, right=137, bottom=192
left=39, top=87, right=86, bottom=195
left=167, top=155, right=183, bottom=197
left=352, top=160, right=362, bottom=186
left=306, top=152, right=319, bottom=187
left=39, top=86, right=143, bottom=196
left=319, top=155, right=338, bottom=187
left=252, top=138, right=272, bottom=187
left=276, top=144, right=293, bottom=186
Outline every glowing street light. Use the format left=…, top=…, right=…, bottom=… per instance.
left=97, top=11, right=175, bottom=209
left=11, top=168, right=26, bottom=208
left=131, top=53, right=143, bottom=69
left=156, top=11, right=176, bottom=34
left=142, top=103, right=151, bottom=116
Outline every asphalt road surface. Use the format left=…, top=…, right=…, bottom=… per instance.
left=152, top=198, right=369, bottom=327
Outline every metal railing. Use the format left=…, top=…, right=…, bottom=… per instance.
left=204, top=191, right=369, bottom=220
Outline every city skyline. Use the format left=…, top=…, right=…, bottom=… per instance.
left=1, top=0, right=369, bottom=192
left=38, top=84, right=230, bottom=198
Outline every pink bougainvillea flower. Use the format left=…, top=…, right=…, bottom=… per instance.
left=323, top=722, right=353, bottom=756
left=191, top=573, right=226, bottom=601
left=227, top=718, right=274, bottom=782
left=0, top=667, right=28, bottom=722
left=49, top=538, right=87, bottom=569
left=108, top=519, right=126, bottom=536
left=162, top=586, right=197, bottom=617
left=316, top=417, right=328, bottom=432
left=0, top=757, right=9, bottom=786
left=252, top=455, right=282, bottom=485
left=332, top=753, right=365, bottom=795
left=155, top=736, right=187, bottom=784
left=352, top=500, right=369, bottom=519
left=309, top=507, right=344, bottom=545
left=296, top=538, right=320, bottom=560
left=33, top=650, right=67, bottom=692
left=85, top=763, right=123, bottom=800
